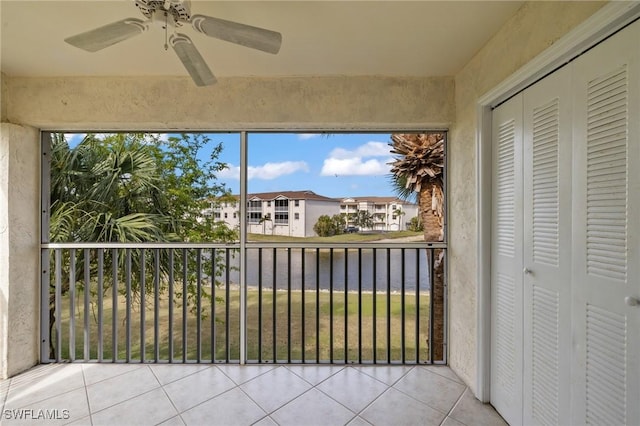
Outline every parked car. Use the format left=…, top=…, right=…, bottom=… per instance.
left=344, top=226, right=359, bottom=233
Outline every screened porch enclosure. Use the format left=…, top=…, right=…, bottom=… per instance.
left=40, top=131, right=447, bottom=365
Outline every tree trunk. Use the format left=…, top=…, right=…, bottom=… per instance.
left=419, top=183, right=445, bottom=361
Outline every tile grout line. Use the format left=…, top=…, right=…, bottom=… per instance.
left=148, top=364, right=214, bottom=386
left=309, top=365, right=398, bottom=422
left=5, top=366, right=87, bottom=413
left=148, top=365, right=187, bottom=426
left=78, top=364, right=94, bottom=426
left=438, top=387, right=468, bottom=426
left=0, top=377, right=11, bottom=417
left=170, top=365, right=284, bottom=422
left=388, top=367, right=465, bottom=418
left=87, top=366, right=165, bottom=418
left=81, top=363, right=145, bottom=387
left=283, top=364, right=345, bottom=387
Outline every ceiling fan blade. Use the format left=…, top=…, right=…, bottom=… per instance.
left=170, top=33, right=217, bottom=87
left=191, top=14, right=282, bottom=54
left=65, top=18, right=148, bottom=52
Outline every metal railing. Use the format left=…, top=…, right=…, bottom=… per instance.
left=40, top=242, right=446, bottom=364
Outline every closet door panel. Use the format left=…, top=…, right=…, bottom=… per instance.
left=522, top=65, right=573, bottom=426
left=491, top=93, right=524, bottom=426
left=571, top=20, right=640, bottom=426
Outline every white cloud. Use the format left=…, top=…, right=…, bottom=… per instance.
left=298, top=133, right=320, bottom=140
left=321, top=157, right=392, bottom=176
left=218, top=165, right=240, bottom=180
left=328, top=141, right=389, bottom=159
left=218, top=161, right=309, bottom=181
left=320, top=141, right=392, bottom=176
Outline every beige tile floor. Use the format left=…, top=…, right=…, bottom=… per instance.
left=0, top=363, right=507, bottom=426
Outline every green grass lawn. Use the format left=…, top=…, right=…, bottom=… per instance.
left=52, top=286, right=431, bottom=363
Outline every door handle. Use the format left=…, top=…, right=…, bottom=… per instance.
left=625, top=296, right=639, bottom=307
left=523, top=268, right=532, bottom=275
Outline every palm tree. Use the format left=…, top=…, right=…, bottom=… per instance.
left=259, top=213, right=272, bottom=235
left=389, top=133, right=445, bottom=361
left=392, top=208, right=405, bottom=231
left=47, top=132, right=236, bottom=358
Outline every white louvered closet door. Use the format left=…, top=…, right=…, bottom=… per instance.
left=571, top=21, right=640, bottom=426
left=522, top=65, right=573, bottom=426
left=491, top=93, right=524, bottom=426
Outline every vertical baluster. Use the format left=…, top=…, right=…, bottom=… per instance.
left=97, top=249, right=104, bottom=361
left=386, top=248, right=391, bottom=363
left=126, top=249, right=132, bottom=362
left=272, top=247, right=277, bottom=362
left=344, top=248, right=348, bottom=363
left=429, top=248, right=434, bottom=364
left=69, top=248, right=76, bottom=361
left=112, top=248, right=118, bottom=362
left=196, top=248, right=202, bottom=363
left=301, top=248, right=305, bottom=363
left=225, top=249, right=231, bottom=363
left=140, top=249, right=146, bottom=363
left=55, top=249, right=62, bottom=362
left=415, top=248, right=421, bottom=363
left=83, top=248, right=90, bottom=361
left=358, top=248, right=362, bottom=364
left=287, top=248, right=291, bottom=363
left=154, top=248, right=160, bottom=363
left=401, top=248, right=406, bottom=364
left=315, top=249, right=320, bottom=363
left=372, top=248, right=377, bottom=364
left=258, top=249, right=262, bottom=363
left=168, top=249, right=174, bottom=363
left=211, top=249, right=218, bottom=362
left=329, top=248, right=334, bottom=363
left=182, top=248, right=187, bottom=362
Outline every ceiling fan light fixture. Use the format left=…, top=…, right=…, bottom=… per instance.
left=64, top=0, right=281, bottom=86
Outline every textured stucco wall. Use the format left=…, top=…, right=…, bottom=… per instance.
left=0, top=123, right=40, bottom=379
left=3, top=76, right=454, bottom=130
left=448, top=1, right=605, bottom=393
left=0, top=74, right=453, bottom=377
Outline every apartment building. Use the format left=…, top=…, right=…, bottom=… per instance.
left=339, top=196, right=418, bottom=231
left=209, top=190, right=339, bottom=237
left=208, top=192, right=418, bottom=236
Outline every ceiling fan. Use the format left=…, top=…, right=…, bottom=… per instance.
left=64, top=0, right=282, bottom=86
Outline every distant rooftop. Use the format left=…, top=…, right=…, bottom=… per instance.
left=339, top=196, right=416, bottom=205
left=215, top=191, right=415, bottom=204
left=222, top=190, right=337, bottom=202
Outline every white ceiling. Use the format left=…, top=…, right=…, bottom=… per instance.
left=1, top=1, right=523, bottom=79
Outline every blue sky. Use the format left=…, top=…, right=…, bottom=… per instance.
left=64, top=132, right=404, bottom=198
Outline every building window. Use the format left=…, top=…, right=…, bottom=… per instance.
left=248, top=212, right=262, bottom=223
left=224, top=213, right=228, bottom=219
left=275, top=199, right=289, bottom=211
left=294, top=200, right=299, bottom=207
left=294, top=212, right=300, bottom=220
left=214, top=212, right=221, bottom=219
left=267, top=201, right=271, bottom=207
left=392, top=215, right=397, bottom=220
left=392, top=204, right=396, bottom=210
left=275, top=212, right=288, bottom=224
left=233, top=213, right=237, bottom=219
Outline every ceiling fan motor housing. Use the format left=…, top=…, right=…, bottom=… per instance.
left=135, top=0, right=191, bottom=25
